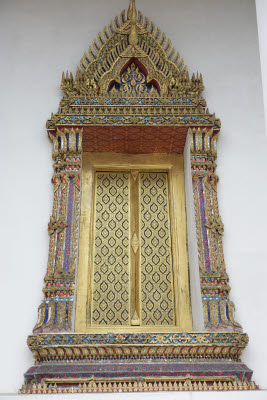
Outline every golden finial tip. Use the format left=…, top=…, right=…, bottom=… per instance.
left=127, top=0, right=137, bottom=21
left=127, top=0, right=138, bottom=44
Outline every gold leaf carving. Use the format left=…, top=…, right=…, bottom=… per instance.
left=131, top=232, right=139, bottom=254
left=48, top=217, right=68, bottom=236
left=131, top=310, right=140, bottom=326
left=131, top=170, right=138, bottom=181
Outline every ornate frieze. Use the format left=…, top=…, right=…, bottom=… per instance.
left=28, top=332, right=248, bottom=362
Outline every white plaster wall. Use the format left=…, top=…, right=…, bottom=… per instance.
left=256, top=0, right=267, bottom=134
left=1, top=0, right=267, bottom=397
left=2, top=391, right=267, bottom=400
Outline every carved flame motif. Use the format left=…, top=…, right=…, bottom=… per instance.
left=121, top=63, right=146, bottom=95
left=110, top=63, right=159, bottom=97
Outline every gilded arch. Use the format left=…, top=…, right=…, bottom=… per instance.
left=21, top=0, right=257, bottom=393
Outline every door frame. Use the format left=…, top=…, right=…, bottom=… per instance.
left=75, top=152, right=192, bottom=333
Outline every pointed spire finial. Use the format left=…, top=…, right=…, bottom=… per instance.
left=127, top=0, right=137, bottom=22
left=127, top=0, right=138, bottom=45
left=117, top=0, right=146, bottom=46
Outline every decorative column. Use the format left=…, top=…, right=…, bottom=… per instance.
left=33, top=128, right=82, bottom=333
left=190, top=128, right=242, bottom=331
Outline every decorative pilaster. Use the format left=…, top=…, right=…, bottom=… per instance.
left=190, top=128, right=242, bottom=331
left=33, top=128, right=82, bottom=333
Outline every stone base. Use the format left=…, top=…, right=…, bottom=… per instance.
left=21, top=332, right=258, bottom=393
left=20, top=359, right=259, bottom=394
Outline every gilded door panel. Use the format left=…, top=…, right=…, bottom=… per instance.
left=91, top=172, right=130, bottom=325
left=140, top=173, right=175, bottom=325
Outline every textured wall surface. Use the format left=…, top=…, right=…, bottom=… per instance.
left=0, top=0, right=267, bottom=395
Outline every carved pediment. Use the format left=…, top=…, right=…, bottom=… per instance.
left=60, top=1, right=204, bottom=99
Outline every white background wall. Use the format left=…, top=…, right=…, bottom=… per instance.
left=256, top=0, right=267, bottom=134
left=1, top=0, right=267, bottom=397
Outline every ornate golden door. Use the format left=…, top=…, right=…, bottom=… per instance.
left=92, top=170, right=175, bottom=327
left=75, top=153, right=192, bottom=332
